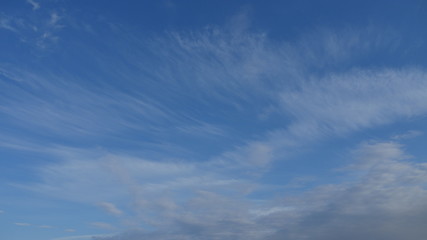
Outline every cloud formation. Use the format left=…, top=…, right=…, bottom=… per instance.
left=26, top=0, right=40, bottom=11
left=1, top=6, right=426, bottom=240
left=96, top=202, right=123, bottom=216
left=93, top=141, right=427, bottom=240
left=14, top=222, right=31, bottom=226
left=90, top=222, right=116, bottom=231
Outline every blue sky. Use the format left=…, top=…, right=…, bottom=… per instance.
left=1, top=0, right=427, bottom=240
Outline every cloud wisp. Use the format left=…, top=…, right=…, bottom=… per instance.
left=96, top=202, right=123, bottom=216
left=14, top=222, right=31, bottom=226
left=26, top=0, right=40, bottom=11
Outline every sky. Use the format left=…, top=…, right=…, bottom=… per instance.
left=1, top=0, right=427, bottom=240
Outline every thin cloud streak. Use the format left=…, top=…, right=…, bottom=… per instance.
left=26, top=0, right=40, bottom=10
left=96, top=202, right=123, bottom=216
left=14, top=222, right=31, bottom=226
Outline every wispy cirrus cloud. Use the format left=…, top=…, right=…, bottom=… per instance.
left=281, top=68, right=427, bottom=135
left=26, top=0, right=40, bottom=11
left=391, top=130, right=423, bottom=140
left=14, top=222, right=31, bottom=226
left=0, top=2, right=63, bottom=49
left=96, top=202, right=123, bottom=216
left=0, top=66, right=172, bottom=141
left=39, top=225, right=54, bottom=228
left=0, top=16, right=19, bottom=32
left=90, top=222, right=117, bottom=231
left=2, top=21, right=425, bottom=165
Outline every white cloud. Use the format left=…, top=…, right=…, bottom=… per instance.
left=216, top=67, right=427, bottom=170
left=0, top=66, right=171, bottom=138
left=90, top=222, right=116, bottom=230
left=26, top=0, right=40, bottom=10
left=95, top=141, right=427, bottom=240
left=2, top=25, right=423, bottom=172
left=49, top=12, right=62, bottom=27
left=14, top=222, right=31, bottom=226
left=39, top=225, right=54, bottom=228
left=124, top=25, right=427, bottom=170
left=19, top=146, right=256, bottom=230
left=3, top=19, right=427, bottom=240
left=96, top=202, right=123, bottom=216
left=176, top=123, right=226, bottom=137
left=259, top=141, right=427, bottom=240
left=0, top=7, right=65, bottom=49
left=0, top=15, right=20, bottom=32
left=391, top=130, right=423, bottom=140
left=280, top=68, right=427, bottom=135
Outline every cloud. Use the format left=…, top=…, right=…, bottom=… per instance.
left=14, top=222, right=31, bottom=226
left=2, top=24, right=425, bottom=170
left=26, top=0, right=40, bottom=10
left=391, top=130, right=423, bottom=140
left=0, top=210, right=4, bottom=214
left=261, top=141, right=427, bottom=240
left=54, top=234, right=111, bottom=240
left=0, top=66, right=171, bottom=139
left=95, top=141, right=427, bottom=240
left=216, top=66, right=427, bottom=170
left=127, top=25, right=427, bottom=169
left=3, top=16, right=427, bottom=240
left=49, top=12, right=62, bottom=27
left=280, top=68, right=427, bottom=135
left=17, top=145, right=256, bottom=232
left=96, top=202, right=123, bottom=216
left=0, top=7, right=63, bottom=49
left=39, top=225, right=54, bottom=228
left=175, top=123, right=226, bottom=137
left=90, top=222, right=116, bottom=230
left=0, top=14, right=22, bottom=32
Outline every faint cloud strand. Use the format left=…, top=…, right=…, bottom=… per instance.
left=96, top=202, right=123, bottom=216
left=26, top=0, right=40, bottom=11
